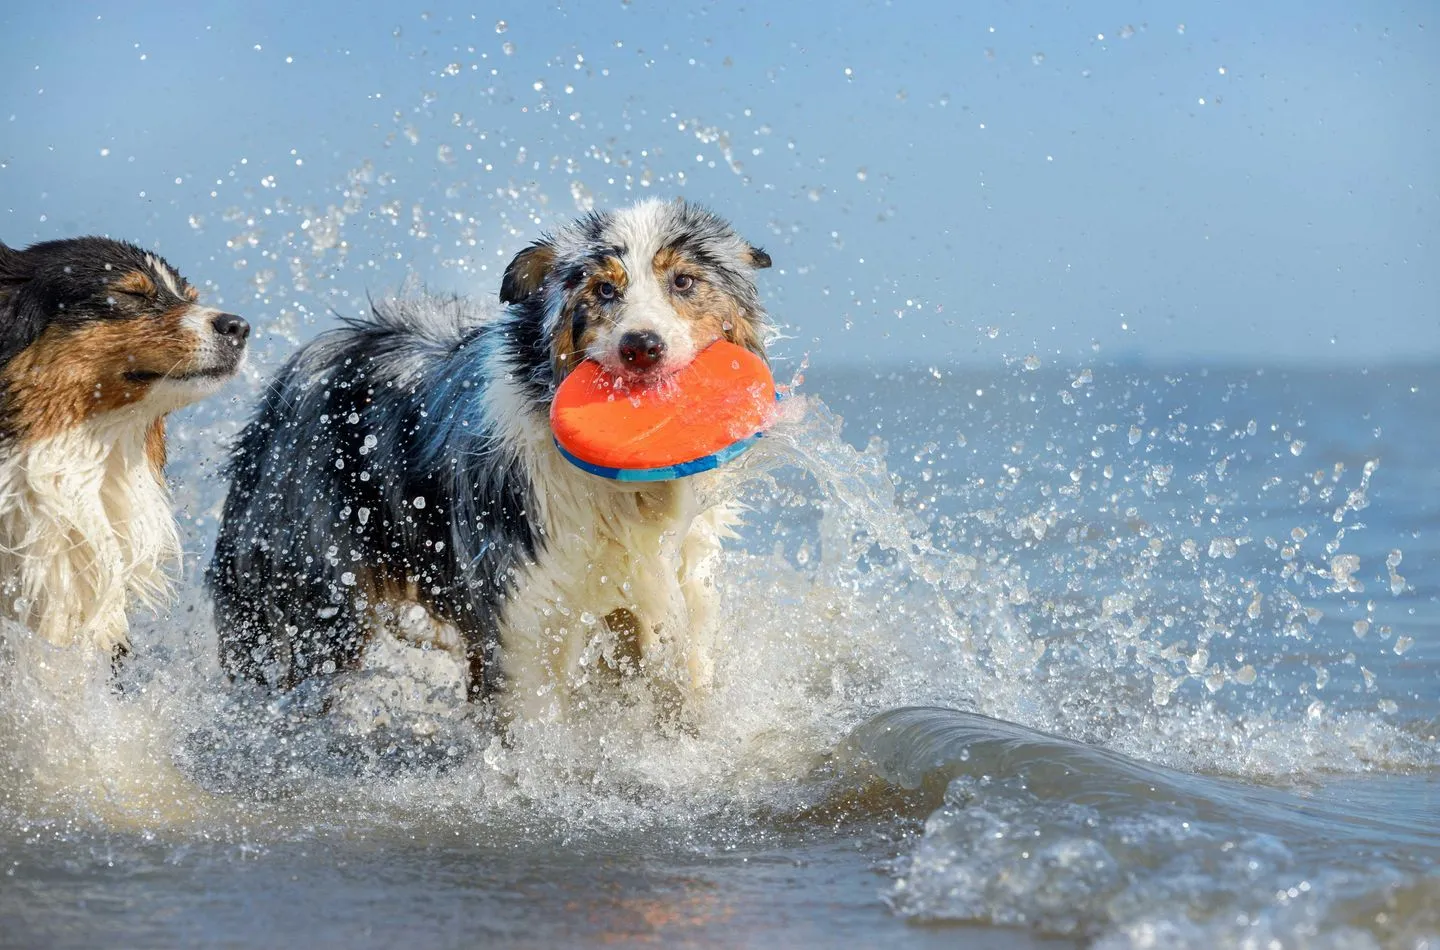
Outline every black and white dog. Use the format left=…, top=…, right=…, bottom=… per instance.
left=0, top=238, right=248, bottom=659
left=209, top=199, right=772, bottom=722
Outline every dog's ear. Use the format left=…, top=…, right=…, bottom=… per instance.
left=500, top=240, right=557, bottom=304
left=0, top=240, right=33, bottom=285
left=0, top=242, right=50, bottom=367
left=746, top=244, right=772, bottom=270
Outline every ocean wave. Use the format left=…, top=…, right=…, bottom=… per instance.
left=844, top=706, right=1440, bottom=946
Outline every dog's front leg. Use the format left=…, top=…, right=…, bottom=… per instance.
left=673, top=526, right=720, bottom=690
left=676, top=505, right=732, bottom=691
left=495, top=595, right=591, bottom=724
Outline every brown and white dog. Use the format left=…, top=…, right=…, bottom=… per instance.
left=0, top=237, right=248, bottom=660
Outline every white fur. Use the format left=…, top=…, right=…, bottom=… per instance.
left=146, top=367, right=237, bottom=416
left=0, top=413, right=179, bottom=653
left=474, top=350, right=734, bottom=723
left=179, top=305, right=243, bottom=372
left=146, top=254, right=182, bottom=297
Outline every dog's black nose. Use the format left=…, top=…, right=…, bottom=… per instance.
left=212, top=313, right=250, bottom=341
left=618, top=330, right=665, bottom=371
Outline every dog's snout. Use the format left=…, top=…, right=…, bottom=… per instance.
left=212, top=312, right=250, bottom=342
left=618, top=330, right=665, bottom=371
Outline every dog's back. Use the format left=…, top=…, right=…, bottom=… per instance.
left=209, top=296, right=535, bottom=693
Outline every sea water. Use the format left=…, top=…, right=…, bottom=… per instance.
left=1, top=359, right=1436, bottom=948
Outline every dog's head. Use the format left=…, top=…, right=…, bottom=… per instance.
left=500, top=199, right=772, bottom=385
left=0, top=237, right=248, bottom=438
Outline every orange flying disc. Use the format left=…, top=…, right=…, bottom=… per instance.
left=551, top=339, right=777, bottom=481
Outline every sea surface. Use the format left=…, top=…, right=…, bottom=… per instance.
left=2, top=361, right=1438, bottom=949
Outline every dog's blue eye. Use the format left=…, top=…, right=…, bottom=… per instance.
left=597, top=282, right=617, bottom=300
left=672, top=273, right=695, bottom=292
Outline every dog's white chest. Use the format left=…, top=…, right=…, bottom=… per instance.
left=496, top=436, right=733, bottom=719
left=0, top=421, right=178, bottom=651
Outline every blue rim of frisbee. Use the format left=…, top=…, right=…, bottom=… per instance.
left=554, top=430, right=765, bottom=482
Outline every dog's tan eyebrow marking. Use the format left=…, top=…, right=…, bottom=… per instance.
left=589, top=257, right=629, bottom=294
left=651, top=244, right=688, bottom=275
left=113, top=270, right=156, bottom=296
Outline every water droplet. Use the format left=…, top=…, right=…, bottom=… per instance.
left=495, top=19, right=507, bottom=33
left=1208, top=537, right=1237, bottom=559
left=1186, top=648, right=1209, bottom=674
left=1329, top=554, right=1361, bottom=592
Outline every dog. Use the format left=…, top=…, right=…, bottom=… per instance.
left=209, top=198, right=772, bottom=722
left=0, top=237, right=249, bottom=659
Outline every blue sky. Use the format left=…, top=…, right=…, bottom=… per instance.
left=1, top=1, right=1435, bottom=368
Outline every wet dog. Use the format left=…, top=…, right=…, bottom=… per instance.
left=209, top=198, right=771, bottom=722
left=0, top=237, right=248, bottom=659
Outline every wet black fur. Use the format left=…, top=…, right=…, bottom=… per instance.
left=208, top=296, right=550, bottom=697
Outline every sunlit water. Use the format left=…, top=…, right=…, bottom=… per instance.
left=1, top=358, right=1436, bottom=948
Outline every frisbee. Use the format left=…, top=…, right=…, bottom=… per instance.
left=551, top=339, right=777, bottom=481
